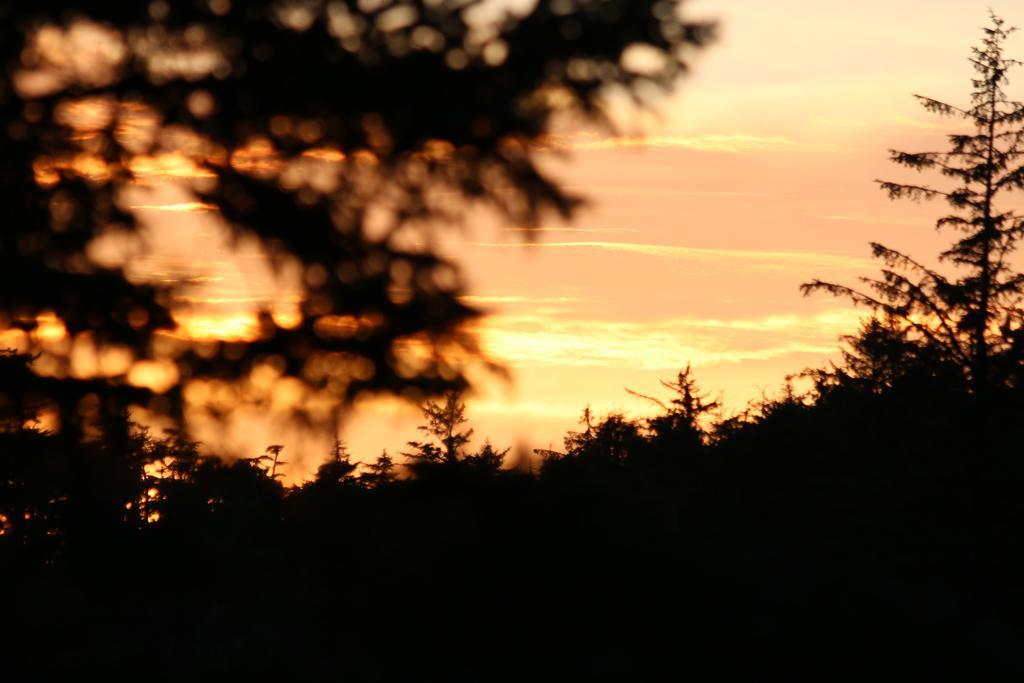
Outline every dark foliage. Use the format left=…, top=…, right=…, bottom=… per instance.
left=0, top=0, right=714, bottom=438
left=6, top=359, right=1024, bottom=679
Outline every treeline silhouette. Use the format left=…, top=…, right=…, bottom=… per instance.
left=5, top=347, right=1024, bottom=679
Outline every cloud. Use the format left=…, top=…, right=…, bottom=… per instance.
left=886, top=114, right=962, bottom=133
left=538, top=133, right=838, bottom=154
left=448, top=240, right=874, bottom=272
left=130, top=201, right=217, bottom=212
left=467, top=398, right=589, bottom=420
left=822, top=214, right=921, bottom=226
left=561, top=186, right=780, bottom=200
left=459, top=295, right=584, bottom=306
left=128, top=152, right=217, bottom=180
left=175, top=294, right=303, bottom=306
left=472, top=308, right=864, bottom=371
left=506, top=226, right=642, bottom=234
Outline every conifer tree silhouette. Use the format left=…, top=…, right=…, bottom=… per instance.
left=406, top=390, right=473, bottom=464
left=314, top=439, right=358, bottom=484
left=464, top=439, right=509, bottom=472
left=554, top=406, right=645, bottom=465
left=803, top=11, right=1024, bottom=604
left=628, top=364, right=719, bottom=450
left=803, top=12, right=1024, bottom=398
left=360, top=449, right=395, bottom=487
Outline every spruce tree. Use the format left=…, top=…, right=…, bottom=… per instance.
left=804, top=11, right=1024, bottom=397
left=406, top=390, right=473, bottom=464
left=628, top=364, right=719, bottom=450
left=803, top=11, right=1024, bottom=603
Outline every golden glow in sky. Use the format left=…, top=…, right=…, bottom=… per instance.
left=36, top=1, right=1024, bottom=479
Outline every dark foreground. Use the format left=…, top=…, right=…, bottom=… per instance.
left=5, top=367, right=1024, bottom=681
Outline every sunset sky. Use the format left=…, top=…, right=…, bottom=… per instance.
left=10, top=4, right=1023, bottom=671
left=116, top=1, right=1024, bottom=478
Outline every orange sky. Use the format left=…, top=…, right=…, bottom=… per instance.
left=69, top=2, right=1024, bottom=478
left=317, top=2, right=1024, bottom=473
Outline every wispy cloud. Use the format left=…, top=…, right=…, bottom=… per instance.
left=822, top=214, right=921, bottom=226
left=130, top=201, right=217, bottom=213
left=562, top=186, right=780, bottom=200
left=467, top=398, right=591, bottom=420
left=539, top=133, right=838, bottom=154
left=448, top=240, right=874, bottom=272
left=459, top=295, right=584, bottom=306
left=506, top=226, right=642, bottom=235
left=473, top=309, right=863, bottom=371
left=886, top=114, right=962, bottom=133
left=175, top=294, right=303, bottom=306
